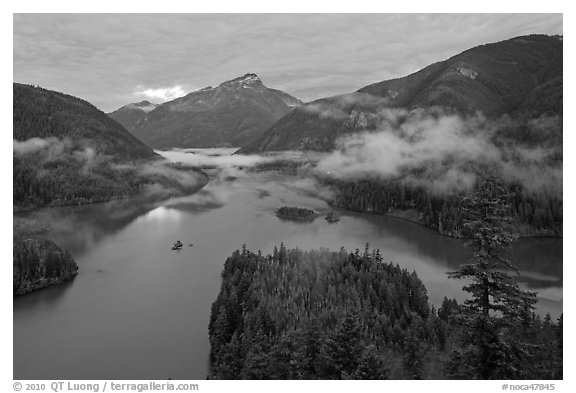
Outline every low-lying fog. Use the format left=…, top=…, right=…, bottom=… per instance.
left=13, top=147, right=562, bottom=380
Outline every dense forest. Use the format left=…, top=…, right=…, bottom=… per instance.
left=209, top=245, right=561, bottom=379
left=13, top=83, right=155, bottom=160
left=13, top=151, right=207, bottom=209
left=13, top=238, right=78, bottom=295
left=15, top=152, right=138, bottom=208
left=209, top=177, right=562, bottom=379
left=321, top=175, right=562, bottom=238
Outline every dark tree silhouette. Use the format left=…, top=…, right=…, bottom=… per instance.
left=448, top=175, right=538, bottom=379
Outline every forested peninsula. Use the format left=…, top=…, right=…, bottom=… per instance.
left=209, top=177, right=562, bottom=379
left=209, top=244, right=562, bottom=379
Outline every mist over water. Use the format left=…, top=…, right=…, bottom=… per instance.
left=158, top=147, right=319, bottom=169
left=13, top=149, right=562, bottom=380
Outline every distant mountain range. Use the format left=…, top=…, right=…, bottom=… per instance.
left=109, top=73, right=302, bottom=149
left=107, top=100, right=158, bottom=132
left=242, top=34, right=562, bottom=153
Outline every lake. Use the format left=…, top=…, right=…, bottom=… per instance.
left=13, top=150, right=562, bottom=380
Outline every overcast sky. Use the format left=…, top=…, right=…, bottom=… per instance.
left=13, top=14, right=562, bottom=112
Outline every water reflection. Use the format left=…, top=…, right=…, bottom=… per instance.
left=13, top=163, right=562, bottom=380
left=16, top=198, right=159, bottom=257
left=136, top=206, right=184, bottom=224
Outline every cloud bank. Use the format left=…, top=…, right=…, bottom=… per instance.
left=314, top=108, right=562, bottom=196
left=13, top=137, right=56, bottom=155
left=14, top=137, right=205, bottom=200
left=135, top=85, right=187, bottom=102
left=158, top=148, right=316, bottom=169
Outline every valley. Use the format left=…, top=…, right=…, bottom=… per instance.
left=109, top=74, right=302, bottom=149
left=13, top=150, right=562, bottom=379
left=13, top=28, right=563, bottom=381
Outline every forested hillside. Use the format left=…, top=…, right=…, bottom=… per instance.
left=14, top=83, right=156, bottom=159
left=13, top=83, right=207, bottom=209
left=322, top=175, right=562, bottom=237
left=244, top=34, right=562, bottom=153
left=239, top=35, right=562, bottom=238
left=209, top=244, right=562, bottom=379
left=13, top=84, right=208, bottom=294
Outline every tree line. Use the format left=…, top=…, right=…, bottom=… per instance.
left=321, top=175, right=561, bottom=238
left=208, top=176, right=562, bottom=379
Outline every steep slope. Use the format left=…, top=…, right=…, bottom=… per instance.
left=118, top=73, right=302, bottom=149
left=244, top=34, right=562, bottom=153
left=14, top=83, right=156, bottom=160
left=13, top=83, right=206, bottom=209
left=13, top=84, right=208, bottom=293
left=359, top=34, right=562, bottom=117
left=108, top=100, right=158, bottom=132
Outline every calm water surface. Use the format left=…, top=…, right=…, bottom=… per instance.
left=13, top=155, right=562, bottom=379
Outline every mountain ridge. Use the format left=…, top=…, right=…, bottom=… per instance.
left=13, top=83, right=207, bottom=210
left=14, top=83, right=157, bottom=160
left=109, top=73, right=303, bottom=149
left=242, top=34, right=562, bottom=153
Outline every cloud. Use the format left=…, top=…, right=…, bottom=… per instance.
left=13, top=14, right=562, bottom=112
left=316, top=109, right=498, bottom=177
left=315, top=108, right=562, bottom=196
left=14, top=137, right=105, bottom=166
left=135, top=85, right=187, bottom=102
left=158, top=148, right=314, bottom=169
left=14, top=136, right=206, bottom=201
left=13, top=137, right=59, bottom=155
left=302, top=92, right=390, bottom=121
left=13, top=137, right=76, bottom=162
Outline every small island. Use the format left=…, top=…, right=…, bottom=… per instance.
left=325, top=211, right=340, bottom=223
left=275, top=206, right=318, bottom=222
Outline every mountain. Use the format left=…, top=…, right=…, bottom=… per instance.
left=107, top=100, right=159, bottom=132
left=13, top=83, right=209, bottom=293
left=243, top=34, right=562, bottom=153
left=14, top=83, right=157, bottom=160
left=13, top=83, right=206, bottom=209
left=111, top=73, right=302, bottom=149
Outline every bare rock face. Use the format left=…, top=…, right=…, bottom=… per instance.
left=13, top=238, right=78, bottom=295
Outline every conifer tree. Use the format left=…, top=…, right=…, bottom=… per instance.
left=448, top=175, right=537, bottom=379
